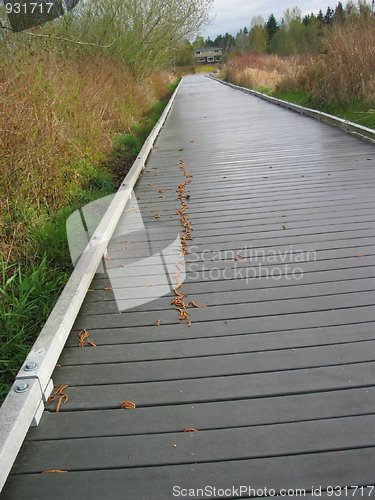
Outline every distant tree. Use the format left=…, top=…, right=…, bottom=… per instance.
left=266, top=13, right=279, bottom=44
left=213, top=34, right=223, bottom=47
left=175, top=40, right=194, bottom=66
left=236, top=28, right=249, bottom=52
left=282, top=6, right=302, bottom=27
left=334, top=2, right=346, bottom=22
left=251, top=15, right=265, bottom=28
left=345, top=1, right=356, bottom=17
left=210, top=33, right=236, bottom=53
left=270, top=27, right=290, bottom=55
left=324, top=6, right=334, bottom=24
left=72, top=0, right=215, bottom=77
left=205, top=36, right=215, bottom=46
left=303, top=12, right=316, bottom=26
left=302, top=14, right=311, bottom=26
left=249, top=24, right=268, bottom=53
left=317, top=9, right=324, bottom=23
left=193, top=35, right=206, bottom=48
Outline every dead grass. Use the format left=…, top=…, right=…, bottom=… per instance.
left=0, top=48, right=172, bottom=262
left=303, top=16, right=375, bottom=105
left=225, top=53, right=305, bottom=92
left=225, top=15, right=375, bottom=108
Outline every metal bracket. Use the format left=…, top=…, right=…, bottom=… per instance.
left=16, top=358, right=54, bottom=402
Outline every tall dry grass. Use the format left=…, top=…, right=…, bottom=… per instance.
left=0, top=48, right=172, bottom=262
left=225, top=53, right=305, bottom=92
left=224, top=14, right=375, bottom=108
left=303, top=16, right=375, bottom=105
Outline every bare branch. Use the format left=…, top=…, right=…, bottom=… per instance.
left=0, top=20, right=117, bottom=48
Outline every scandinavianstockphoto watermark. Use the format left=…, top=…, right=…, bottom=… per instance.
left=66, top=190, right=318, bottom=313
left=188, top=244, right=317, bottom=283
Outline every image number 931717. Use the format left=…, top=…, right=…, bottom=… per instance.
left=3, top=0, right=80, bottom=32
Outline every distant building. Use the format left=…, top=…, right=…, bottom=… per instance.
left=194, top=47, right=223, bottom=64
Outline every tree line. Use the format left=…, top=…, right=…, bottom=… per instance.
left=176, top=0, right=374, bottom=63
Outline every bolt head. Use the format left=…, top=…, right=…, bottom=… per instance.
left=24, top=361, right=38, bottom=371
left=15, top=383, right=30, bottom=393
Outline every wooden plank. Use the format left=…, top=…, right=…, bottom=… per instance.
left=69, top=307, right=375, bottom=344
left=73, top=291, right=375, bottom=329
left=90, top=255, right=375, bottom=293
left=3, top=447, right=375, bottom=500
left=95, top=230, right=375, bottom=261
left=27, top=386, right=375, bottom=440
left=79, top=278, right=375, bottom=316
left=62, top=323, right=375, bottom=363
left=86, top=265, right=375, bottom=300
left=48, top=361, right=375, bottom=411
left=114, top=208, right=375, bottom=233
left=101, top=236, right=375, bottom=266
left=102, top=219, right=375, bottom=247
left=12, top=415, right=375, bottom=473
left=105, top=239, right=375, bottom=267
left=53, top=340, right=375, bottom=386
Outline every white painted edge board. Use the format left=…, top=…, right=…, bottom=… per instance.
left=0, top=78, right=182, bottom=492
left=208, top=75, right=375, bottom=144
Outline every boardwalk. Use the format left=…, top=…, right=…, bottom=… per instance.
left=3, top=75, right=375, bottom=498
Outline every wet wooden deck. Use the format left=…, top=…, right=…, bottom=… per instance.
left=3, top=75, right=375, bottom=499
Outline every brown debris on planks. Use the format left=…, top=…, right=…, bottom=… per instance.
left=78, top=329, right=97, bottom=347
left=46, top=384, right=69, bottom=413
left=121, top=401, right=136, bottom=409
left=174, top=157, right=193, bottom=325
left=42, top=470, right=68, bottom=474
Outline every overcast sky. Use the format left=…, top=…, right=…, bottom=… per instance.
left=203, top=0, right=334, bottom=38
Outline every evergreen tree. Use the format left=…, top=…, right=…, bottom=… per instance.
left=324, top=6, right=334, bottom=24
left=214, top=33, right=236, bottom=52
left=302, top=14, right=311, bottom=26
left=266, top=13, right=279, bottom=41
left=334, top=2, right=345, bottom=23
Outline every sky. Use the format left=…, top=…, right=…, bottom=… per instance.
left=203, top=0, right=334, bottom=38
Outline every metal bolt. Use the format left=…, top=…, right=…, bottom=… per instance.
left=15, top=383, right=30, bottom=394
left=23, top=361, right=38, bottom=372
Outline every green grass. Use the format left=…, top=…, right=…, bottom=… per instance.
left=317, top=102, right=375, bottom=130
left=195, top=64, right=216, bottom=74
left=0, top=257, right=67, bottom=400
left=177, top=65, right=218, bottom=77
left=256, top=87, right=375, bottom=129
left=0, top=80, right=180, bottom=403
left=269, top=89, right=311, bottom=107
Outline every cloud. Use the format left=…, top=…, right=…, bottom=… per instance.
left=203, top=0, right=334, bottom=38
